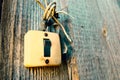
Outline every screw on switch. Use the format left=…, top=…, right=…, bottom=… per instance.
left=45, top=59, right=49, bottom=64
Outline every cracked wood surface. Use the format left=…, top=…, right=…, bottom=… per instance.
left=0, top=0, right=120, bottom=80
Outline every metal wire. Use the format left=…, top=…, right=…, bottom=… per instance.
left=36, top=0, right=72, bottom=43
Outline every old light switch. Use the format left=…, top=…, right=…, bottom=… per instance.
left=24, top=30, right=61, bottom=67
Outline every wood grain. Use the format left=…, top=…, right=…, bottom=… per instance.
left=67, top=56, right=79, bottom=80
left=68, top=0, right=120, bottom=80
left=0, top=0, right=70, bottom=80
left=1, top=0, right=120, bottom=80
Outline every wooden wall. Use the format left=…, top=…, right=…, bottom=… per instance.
left=0, top=0, right=120, bottom=80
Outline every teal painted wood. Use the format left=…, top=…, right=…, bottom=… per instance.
left=0, top=0, right=120, bottom=80
left=67, top=0, right=120, bottom=80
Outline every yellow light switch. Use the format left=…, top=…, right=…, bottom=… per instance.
left=24, top=30, right=61, bottom=67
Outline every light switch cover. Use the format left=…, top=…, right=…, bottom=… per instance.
left=24, top=30, right=61, bottom=67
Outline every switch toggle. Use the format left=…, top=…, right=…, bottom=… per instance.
left=44, top=39, right=51, bottom=57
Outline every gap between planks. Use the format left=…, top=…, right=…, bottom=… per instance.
left=67, top=56, right=80, bottom=80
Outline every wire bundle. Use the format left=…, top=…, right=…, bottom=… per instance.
left=36, top=0, right=72, bottom=43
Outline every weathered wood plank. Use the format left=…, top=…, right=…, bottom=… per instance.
left=68, top=0, right=120, bottom=80
left=0, top=0, right=70, bottom=80
left=1, top=0, right=120, bottom=80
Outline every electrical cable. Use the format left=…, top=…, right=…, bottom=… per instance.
left=36, top=0, right=72, bottom=43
